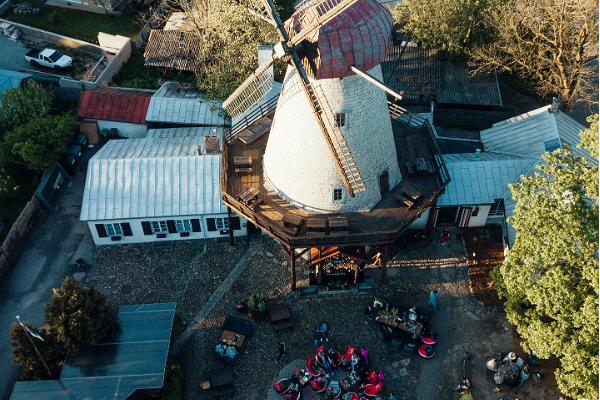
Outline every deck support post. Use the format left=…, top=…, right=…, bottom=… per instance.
left=227, top=207, right=234, bottom=246
left=426, top=199, right=438, bottom=233
left=289, top=248, right=297, bottom=291
left=379, top=244, right=391, bottom=283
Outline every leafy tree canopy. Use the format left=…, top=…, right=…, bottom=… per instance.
left=2, top=112, right=78, bottom=172
left=495, top=115, right=599, bottom=400
left=392, top=0, right=502, bottom=53
left=45, top=277, right=117, bottom=355
left=0, top=81, right=53, bottom=128
left=470, top=0, right=599, bottom=109
left=10, top=324, right=64, bottom=380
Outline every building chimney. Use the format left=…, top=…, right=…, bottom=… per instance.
left=550, top=94, right=561, bottom=113
left=202, top=135, right=220, bottom=155
left=257, top=44, right=274, bottom=79
left=474, top=148, right=481, bottom=159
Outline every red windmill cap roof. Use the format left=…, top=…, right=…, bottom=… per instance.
left=78, top=88, right=153, bottom=125
left=287, top=0, right=393, bottom=79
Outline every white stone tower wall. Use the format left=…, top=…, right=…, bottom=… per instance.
left=263, top=64, right=401, bottom=213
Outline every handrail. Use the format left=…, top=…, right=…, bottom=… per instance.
left=227, top=95, right=279, bottom=142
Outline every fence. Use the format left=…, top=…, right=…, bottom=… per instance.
left=0, top=195, right=44, bottom=280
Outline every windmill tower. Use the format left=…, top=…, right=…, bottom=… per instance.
left=221, top=0, right=450, bottom=289
left=224, top=0, right=406, bottom=214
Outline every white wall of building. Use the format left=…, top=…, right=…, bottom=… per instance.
left=96, top=120, right=148, bottom=139
left=87, top=214, right=247, bottom=245
left=466, top=205, right=491, bottom=227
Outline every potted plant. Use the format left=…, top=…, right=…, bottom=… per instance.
left=247, top=293, right=267, bottom=319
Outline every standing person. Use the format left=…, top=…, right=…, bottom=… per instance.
left=277, top=340, right=286, bottom=362
left=429, top=289, right=438, bottom=311
left=389, top=392, right=398, bottom=400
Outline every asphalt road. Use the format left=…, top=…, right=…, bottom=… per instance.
left=0, top=38, right=32, bottom=72
left=0, top=169, right=94, bottom=400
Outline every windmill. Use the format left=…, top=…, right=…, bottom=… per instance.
left=224, top=0, right=406, bottom=211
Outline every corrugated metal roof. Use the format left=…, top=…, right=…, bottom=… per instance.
left=80, top=134, right=225, bottom=221
left=437, top=152, right=537, bottom=206
left=78, top=87, right=154, bottom=124
left=147, top=126, right=225, bottom=139
left=480, top=105, right=597, bottom=165
left=145, top=82, right=230, bottom=126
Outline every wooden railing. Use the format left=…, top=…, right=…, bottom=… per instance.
left=226, top=95, right=279, bottom=143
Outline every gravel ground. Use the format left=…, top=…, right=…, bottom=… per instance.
left=184, top=232, right=561, bottom=400
left=86, top=239, right=246, bottom=322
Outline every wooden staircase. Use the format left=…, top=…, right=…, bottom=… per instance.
left=301, top=80, right=366, bottom=196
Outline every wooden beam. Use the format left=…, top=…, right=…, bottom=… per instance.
left=290, top=248, right=297, bottom=291
left=227, top=207, right=234, bottom=246
left=350, top=66, right=404, bottom=101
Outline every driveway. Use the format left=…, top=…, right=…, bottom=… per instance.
left=0, top=168, right=94, bottom=400
left=0, top=38, right=31, bottom=72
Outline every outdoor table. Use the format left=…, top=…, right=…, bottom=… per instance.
left=234, top=156, right=252, bottom=166
left=292, top=366, right=310, bottom=386
left=328, top=215, right=349, bottom=234
left=238, top=187, right=259, bottom=205
left=376, top=310, right=423, bottom=337
left=210, top=370, right=234, bottom=388
left=270, top=306, right=290, bottom=323
left=220, top=330, right=245, bottom=348
left=306, top=217, right=327, bottom=231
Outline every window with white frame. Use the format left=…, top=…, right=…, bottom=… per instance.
left=105, top=223, right=123, bottom=236
left=175, top=219, right=192, bottom=232
left=334, top=112, right=346, bottom=128
left=333, top=188, right=343, bottom=201
left=151, top=220, right=168, bottom=234
left=216, top=217, right=229, bottom=230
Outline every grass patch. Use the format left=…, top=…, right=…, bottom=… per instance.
left=111, top=47, right=196, bottom=90
left=4, top=1, right=143, bottom=43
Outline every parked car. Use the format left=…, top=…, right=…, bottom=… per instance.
left=24, top=48, right=72, bottom=70
left=0, top=22, right=22, bottom=40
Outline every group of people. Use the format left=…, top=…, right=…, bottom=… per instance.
left=486, top=351, right=530, bottom=388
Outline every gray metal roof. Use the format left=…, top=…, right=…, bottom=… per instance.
left=10, top=303, right=176, bottom=400
left=480, top=105, right=597, bottom=165
left=80, top=134, right=225, bottom=221
left=147, top=126, right=225, bottom=139
left=437, top=152, right=537, bottom=206
left=145, top=82, right=230, bottom=126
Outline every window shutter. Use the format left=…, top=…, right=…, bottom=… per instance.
left=206, top=218, right=216, bottom=231
left=95, top=224, right=107, bottom=238
left=167, top=220, right=177, bottom=233
left=141, top=221, right=152, bottom=235
left=121, top=223, right=133, bottom=236
left=191, top=219, right=201, bottom=232
left=230, top=217, right=241, bottom=230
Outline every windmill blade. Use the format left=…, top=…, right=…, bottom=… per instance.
left=223, top=56, right=277, bottom=120
left=243, top=0, right=277, bottom=27
left=350, top=66, right=404, bottom=102
left=288, top=52, right=365, bottom=196
left=288, top=0, right=360, bottom=47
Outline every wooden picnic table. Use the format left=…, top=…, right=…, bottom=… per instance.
left=306, top=217, right=327, bottom=231
left=328, top=215, right=349, bottom=233
left=238, top=187, right=259, bottom=205
left=376, top=310, right=423, bottom=337
left=234, top=156, right=252, bottom=166
left=220, top=330, right=245, bottom=348
left=401, top=182, right=424, bottom=201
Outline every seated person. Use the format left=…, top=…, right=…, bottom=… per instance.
left=314, top=320, right=330, bottom=346
left=408, top=306, right=418, bottom=322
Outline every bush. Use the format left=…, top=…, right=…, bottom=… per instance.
left=45, top=277, right=118, bottom=354
left=10, top=323, right=65, bottom=380
left=160, top=363, right=184, bottom=400
left=47, top=10, right=60, bottom=25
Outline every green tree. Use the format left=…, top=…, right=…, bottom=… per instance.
left=495, top=115, right=599, bottom=400
left=45, top=277, right=117, bottom=355
left=2, top=112, right=78, bottom=172
left=470, top=0, right=599, bottom=109
left=0, top=81, right=53, bottom=128
left=10, top=323, right=65, bottom=380
left=393, top=0, right=501, bottom=53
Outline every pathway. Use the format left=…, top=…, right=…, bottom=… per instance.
left=0, top=172, right=93, bottom=400
left=171, top=246, right=257, bottom=355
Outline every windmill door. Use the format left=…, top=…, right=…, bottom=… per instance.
left=379, top=171, right=389, bottom=195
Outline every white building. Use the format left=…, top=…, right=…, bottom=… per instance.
left=409, top=103, right=596, bottom=247
left=146, top=82, right=229, bottom=129
left=80, top=127, right=246, bottom=245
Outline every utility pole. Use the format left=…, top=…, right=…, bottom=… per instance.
left=15, top=316, right=52, bottom=378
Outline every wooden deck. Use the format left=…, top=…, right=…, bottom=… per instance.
left=222, top=116, right=449, bottom=249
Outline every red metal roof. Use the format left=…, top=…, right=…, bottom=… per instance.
left=77, top=88, right=153, bottom=125
left=287, top=0, right=393, bottom=80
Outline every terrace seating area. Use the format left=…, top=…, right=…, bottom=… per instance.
left=222, top=112, right=449, bottom=248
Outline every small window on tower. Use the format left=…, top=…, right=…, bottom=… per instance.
left=334, top=112, right=346, bottom=128
left=333, top=188, right=343, bottom=201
